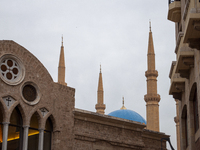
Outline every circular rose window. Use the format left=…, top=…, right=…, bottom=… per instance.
left=22, top=84, right=37, bottom=102
left=0, top=54, right=25, bottom=85
left=21, top=82, right=41, bottom=105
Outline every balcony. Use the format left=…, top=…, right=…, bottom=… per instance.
left=168, top=0, right=181, bottom=22
left=169, top=73, right=186, bottom=100
left=175, top=46, right=194, bottom=79
left=183, top=13, right=200, bottom=50
left=169, top=61, right=186, bottom=101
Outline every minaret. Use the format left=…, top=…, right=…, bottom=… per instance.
left=144, top=22, right=160, bottom=132
left=58, top=36, right=67, bottom=85
left=95, top=65, right=106, bottom=114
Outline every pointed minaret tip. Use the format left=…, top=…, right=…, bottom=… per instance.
left=61, top=35, right=63, bottom=46
left=149, top=20, right=151, bottom=32
left=95, top=64, right=105, bottom=114
left=58, top=35, right=67, bottom=85
left=120, top=96, right=127, bottom=110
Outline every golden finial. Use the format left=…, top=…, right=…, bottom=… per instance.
left=149, top=20, right=151, bottom=32
left=120, top=96, right=127, bottom=110
left=61, top=35, right=63, bottom=46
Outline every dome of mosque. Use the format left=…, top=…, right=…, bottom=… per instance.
left=108, top=109, right=146, bottom=124
left=108, top=98, right=146, bottom=124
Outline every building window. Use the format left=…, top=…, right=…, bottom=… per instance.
left=28, top=113, right=39, bottom=150
left=193, top=89, right=199, bottom=132
left=182, top=105, right=188, bottom=148
left=7, top=107, right=23, bottom=150
left=193, top=89, right=199, bottom=133
left=185, top=111, right=188, bottom=147
left=44, top=117, right=53, bottom=150
left=0, top=54, right=25, bottom=85
left=189, top=83, right=199, bottom=133
left=21, top=82, right=41, bottom=105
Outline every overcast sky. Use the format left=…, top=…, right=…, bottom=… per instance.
left=1, top=0, right=177, bottom=148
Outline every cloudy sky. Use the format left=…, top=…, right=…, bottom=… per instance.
left=1, top=0, right=177, bottom=148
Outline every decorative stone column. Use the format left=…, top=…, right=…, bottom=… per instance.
left=22, top=125, right=29, bottom=150
left=174, top=99, right=180, bottom=150
left=2, top=122, right=9, bottom=150
left=38, top=128, right=44, bottom=150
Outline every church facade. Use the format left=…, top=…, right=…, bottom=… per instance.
left=168, top=0, right=200, bottom=150
left=0, top=28, right=169, bottom=149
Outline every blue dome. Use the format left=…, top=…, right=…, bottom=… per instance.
left=108, top=109, right=146, bottom=124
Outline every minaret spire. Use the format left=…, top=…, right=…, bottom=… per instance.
left=120, top=97, right=126, bottom=110
left=144, top=24, right=160, bottom=132
left=62, top=35, right=63, bottom=46
left=149, top=20, right=151, bottom=32
left=95, top=65, right=106, bottom=114
left=58, top=36, right=67, bottom=85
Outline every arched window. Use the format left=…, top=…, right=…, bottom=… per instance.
left=182, top=105, right=188, bottom=148
left=192, top=88, right=199, bottom=133
left=28, top=112, right=39, bottom=150
left=7, top=107, right=23, bottom=150
left=0, top=106, right=3, bottom=149
left=43, top=117, right=53, bottom=150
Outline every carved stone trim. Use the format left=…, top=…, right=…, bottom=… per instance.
left=145, top=70, right=158, bottom=77
left=2, top=96, right=16, bottom=109
left=144, top=94, right=160, bottom=102
left=40, top=107, right=49, bottom=117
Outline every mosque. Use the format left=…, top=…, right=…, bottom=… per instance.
left=0, top=26, right=169, bottom=149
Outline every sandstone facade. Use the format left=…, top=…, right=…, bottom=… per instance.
left=168, top=0, right=200, bottom=149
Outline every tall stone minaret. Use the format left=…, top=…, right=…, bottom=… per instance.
left=95, top=65, right=106, bottom=114
left=58, top=36, right=67, bottom=85
left=144, top=22, right=160, bottom=132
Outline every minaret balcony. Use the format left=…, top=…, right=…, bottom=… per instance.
left=145, top=70, right=158, bottom=77
left=168, top=0, right=181, bottom=22
left=95, top=104, right=106, bottom=110
left=183, top=13, right=200, bottom=50
left=144, top=94, right=160, bottom=102
left=175, top=47, right=194, bottom=79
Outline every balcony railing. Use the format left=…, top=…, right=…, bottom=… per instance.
left=169, top=0, right=180, bottom=4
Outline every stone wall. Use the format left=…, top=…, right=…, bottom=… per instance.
left=74, top=109, right=168, bottom=150
left=0, top=40, right=75, bottom=150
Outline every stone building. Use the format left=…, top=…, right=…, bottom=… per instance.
left=168, top=0, right=200, bottom=149
left=0, top=28, right=169, bottom=150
